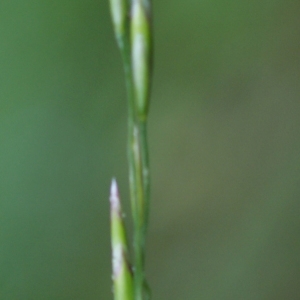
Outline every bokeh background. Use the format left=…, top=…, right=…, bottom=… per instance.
left=1, top=0, right=300, bottom=299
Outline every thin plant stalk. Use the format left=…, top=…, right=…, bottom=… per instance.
left=109, top=0, right=152, bottom=299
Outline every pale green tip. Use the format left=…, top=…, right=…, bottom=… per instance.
left=131, top=0, right=152, bottom=120
left=110, top=178, right=134, bottom=300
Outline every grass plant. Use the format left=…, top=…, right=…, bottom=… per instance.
left=108, top=0, right=153, bottom=299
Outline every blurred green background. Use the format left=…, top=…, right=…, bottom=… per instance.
left=1, top=0, right=300, bottom=299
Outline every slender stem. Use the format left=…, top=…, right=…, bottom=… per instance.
left=110, top=0, right=152, bottom=298
left=120, top=38, right=149, bottom=300
left=134, top=120, right=150, bottom=300
left=139, top=120, right=150, bottom=229
left=119, top=40, right=138, bottom=221
left=131, top=122, right=148, bottom=300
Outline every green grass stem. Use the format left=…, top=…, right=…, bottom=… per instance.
left=109, top=0, right=153, bottom=299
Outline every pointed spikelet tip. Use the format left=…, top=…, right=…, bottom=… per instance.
left=110, top=178, right=120, bottom=211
